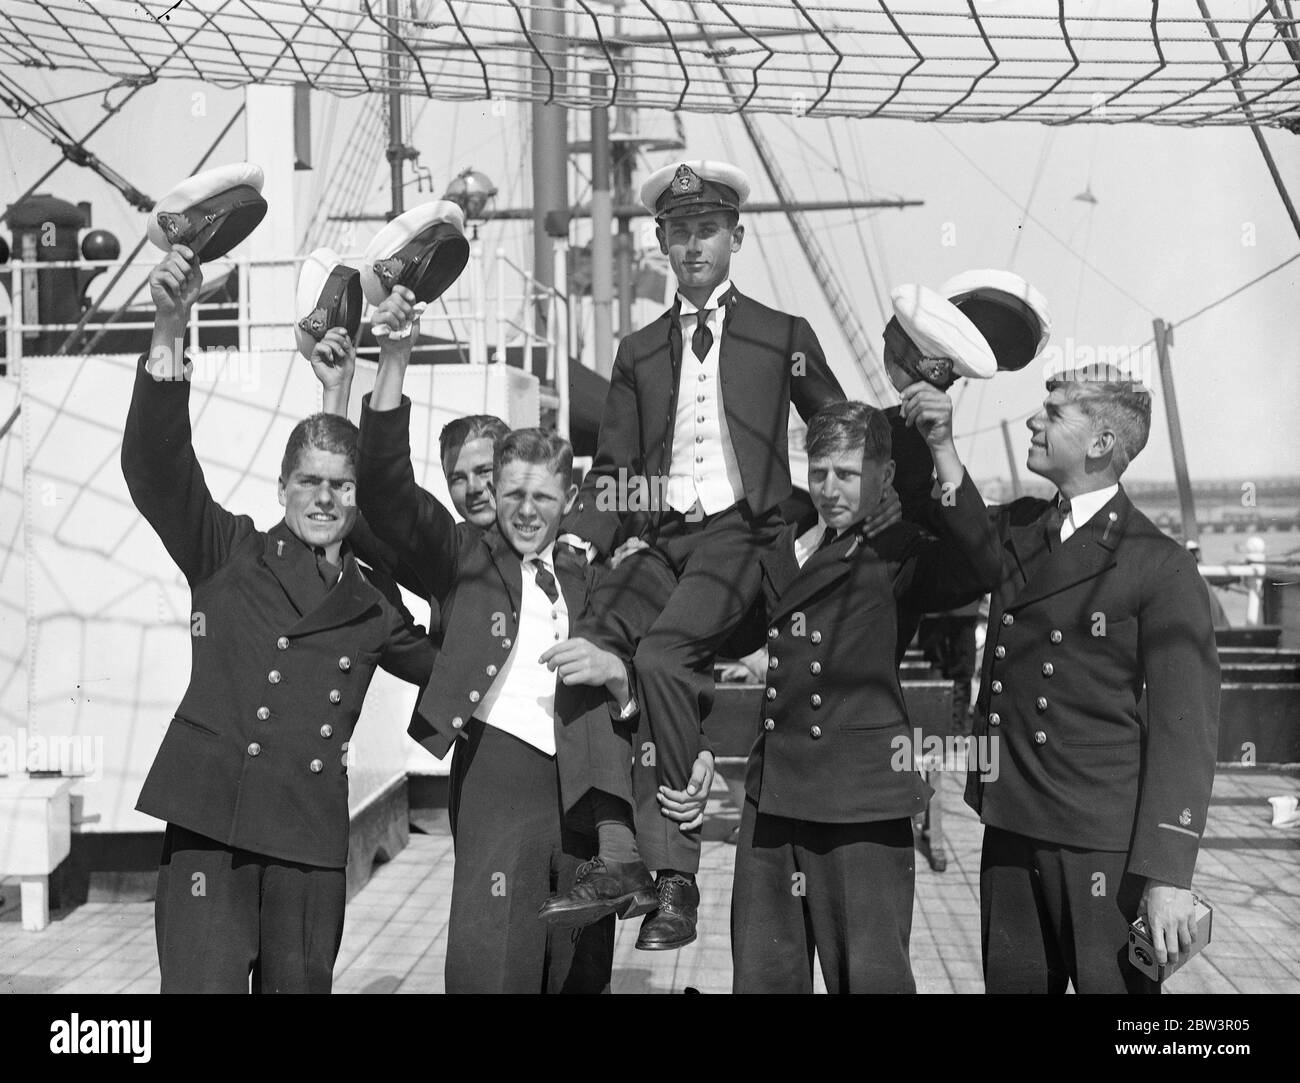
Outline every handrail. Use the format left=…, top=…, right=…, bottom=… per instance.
left=1, top=251, right=565, bottom=394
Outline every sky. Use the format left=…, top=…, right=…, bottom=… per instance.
left=2, top=29, right=1298, bottom=489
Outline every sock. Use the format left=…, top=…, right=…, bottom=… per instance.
left=589, top=790, right=639, bottom=864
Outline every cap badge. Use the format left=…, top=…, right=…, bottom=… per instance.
left=1179, top=807, right=1192, bottom=827
left=673, top=164, right=703, bottom=196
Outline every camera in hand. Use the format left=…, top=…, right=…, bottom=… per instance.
left=1128, top=894, right=1213, bottom=982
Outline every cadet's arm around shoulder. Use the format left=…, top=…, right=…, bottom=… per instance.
left=1127, top=546, right=1221, bottom=887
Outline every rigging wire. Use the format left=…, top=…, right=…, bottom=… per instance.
left=829, top=116, right=888, bottom=327
left=929, top=123, right=1158, bottom=317
left=1006, top=127, right=1056, bottom=270
left=716, top=116, right=787, bottom=309
left=953, top=249, right=1298, bottom=440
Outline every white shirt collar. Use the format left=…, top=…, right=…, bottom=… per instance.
left=1062, top=484, right=1119, bottom=533
left=677, top=279, right=733, bottom=317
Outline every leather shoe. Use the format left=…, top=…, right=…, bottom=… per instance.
left=537, top=857, right=657, bottom=928
left=635, top=873, right=699, bottom=951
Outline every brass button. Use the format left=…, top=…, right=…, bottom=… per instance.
left=309, top=758, right=324, bottom=773
left=267, top=669, right=281, bottom=684
left=469, top=690, right=481, bottom=703
left=991, top=680, right=1003, bottom=694
left=763, top=718, right=775, bottom=731
left=697, top=394, right=705, bottom=403
left=994, top=645, right=1006, bottom=659
left=810, top=725, right=822, bottom=739
left=1050, top=629, right=1063, bottom=644
left=810, top=661, right=821, bottom=675
left=502, top=638, right=512, bottom=649
left=1036, top=696, right=1048, bottom=711
left=988, top=712, right=1001, bottom=727
left=256, top=706, right=270, bottom=721
left=338, top=656, right=351, bottom=672
left=1034, top=730, right=1048, bottom=746
left=276, top=636, right=289, bottom=650
left=320, top=724, right=333, bottom=739
left=810, top=631, right=822, bottom=644
left=697, top=415, right=705, bottom=423
left=247, top=742, right=261, bottom=757
left=340, top=741, right=349, bottom=753
left=768, top=628, right=779, bottom=641
left=768, top=656, right=778, bottom=670
left=766, top=688, right=776, bottom=701
left=451, top=716, right=464, bottom=729
left=329, top=689, right=341, bottom=704
left=810, top=694, right=822, bottom=708
left=1002, top=613, right=1014, bottom=627
left=1042, top=662, right=1054, bottom=677
left=486, top=664, right=498, bottom=677
left=695, top=435, right=704, bottom=444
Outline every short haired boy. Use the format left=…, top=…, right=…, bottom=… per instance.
left=124, top=247, right=435, bottom=993
left=963, top=371, right=1220, bottom=993
left=354, top=288, right=714, bottom=991
left=730, top=386, right=1001, bottom=993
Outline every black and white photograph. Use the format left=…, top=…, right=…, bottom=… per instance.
left=0, top=0, right=1296, bottom=1046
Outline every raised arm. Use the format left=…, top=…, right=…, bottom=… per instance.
left=895, top=384, right=1001, bottom=610
left=356, top=285, right=461, bottom=601
left=308, top=326, right=357, bottom=419
left=122, top=246, right=252, bottom=586
left=303, top=324, right=430, bottom=598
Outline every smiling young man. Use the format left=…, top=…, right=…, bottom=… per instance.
left=547, top=159, right=846, bottom=949
left=729, top=381, right=1001, bottom=993
left=354, top=286, right=713, bottom=992
left=956, top=370, right=1221, bottom=994
left=123, top=247, right=434, bottom=993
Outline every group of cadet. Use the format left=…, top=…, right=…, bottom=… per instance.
left=122, top=156, right=1220, bottom=995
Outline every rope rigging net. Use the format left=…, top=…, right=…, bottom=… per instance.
left=0, top=0, right=1297, bottom=128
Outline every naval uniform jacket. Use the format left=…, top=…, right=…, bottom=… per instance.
left=563, top=286, right=845, bottom=555
left=121, top=357, right=435, bottom=869
left=735, top=471, right=1002, bottom=824
left=356, top=395, right=631, bottom=809
left=966, top=488, right=1220, bottom=888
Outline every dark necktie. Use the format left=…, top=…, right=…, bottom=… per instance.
left=530, top=558, right=559, bottom=604
left=1044, top=498, right=1071, bottom=548
left=312, top=546, right=341, bottom=588
left=691, top=309, right=714, bottom=362
left=816, top=527, right=840, bottom=553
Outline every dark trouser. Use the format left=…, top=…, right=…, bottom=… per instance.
left=979, top=825, right=1158, bottom=994
left=731, top=799, right=917, bottom=994
left=154, top=824, right=346, bottom=994
left=580, top=501, right=784, bottom=873
left=446, top=719, right=614, bottom=994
